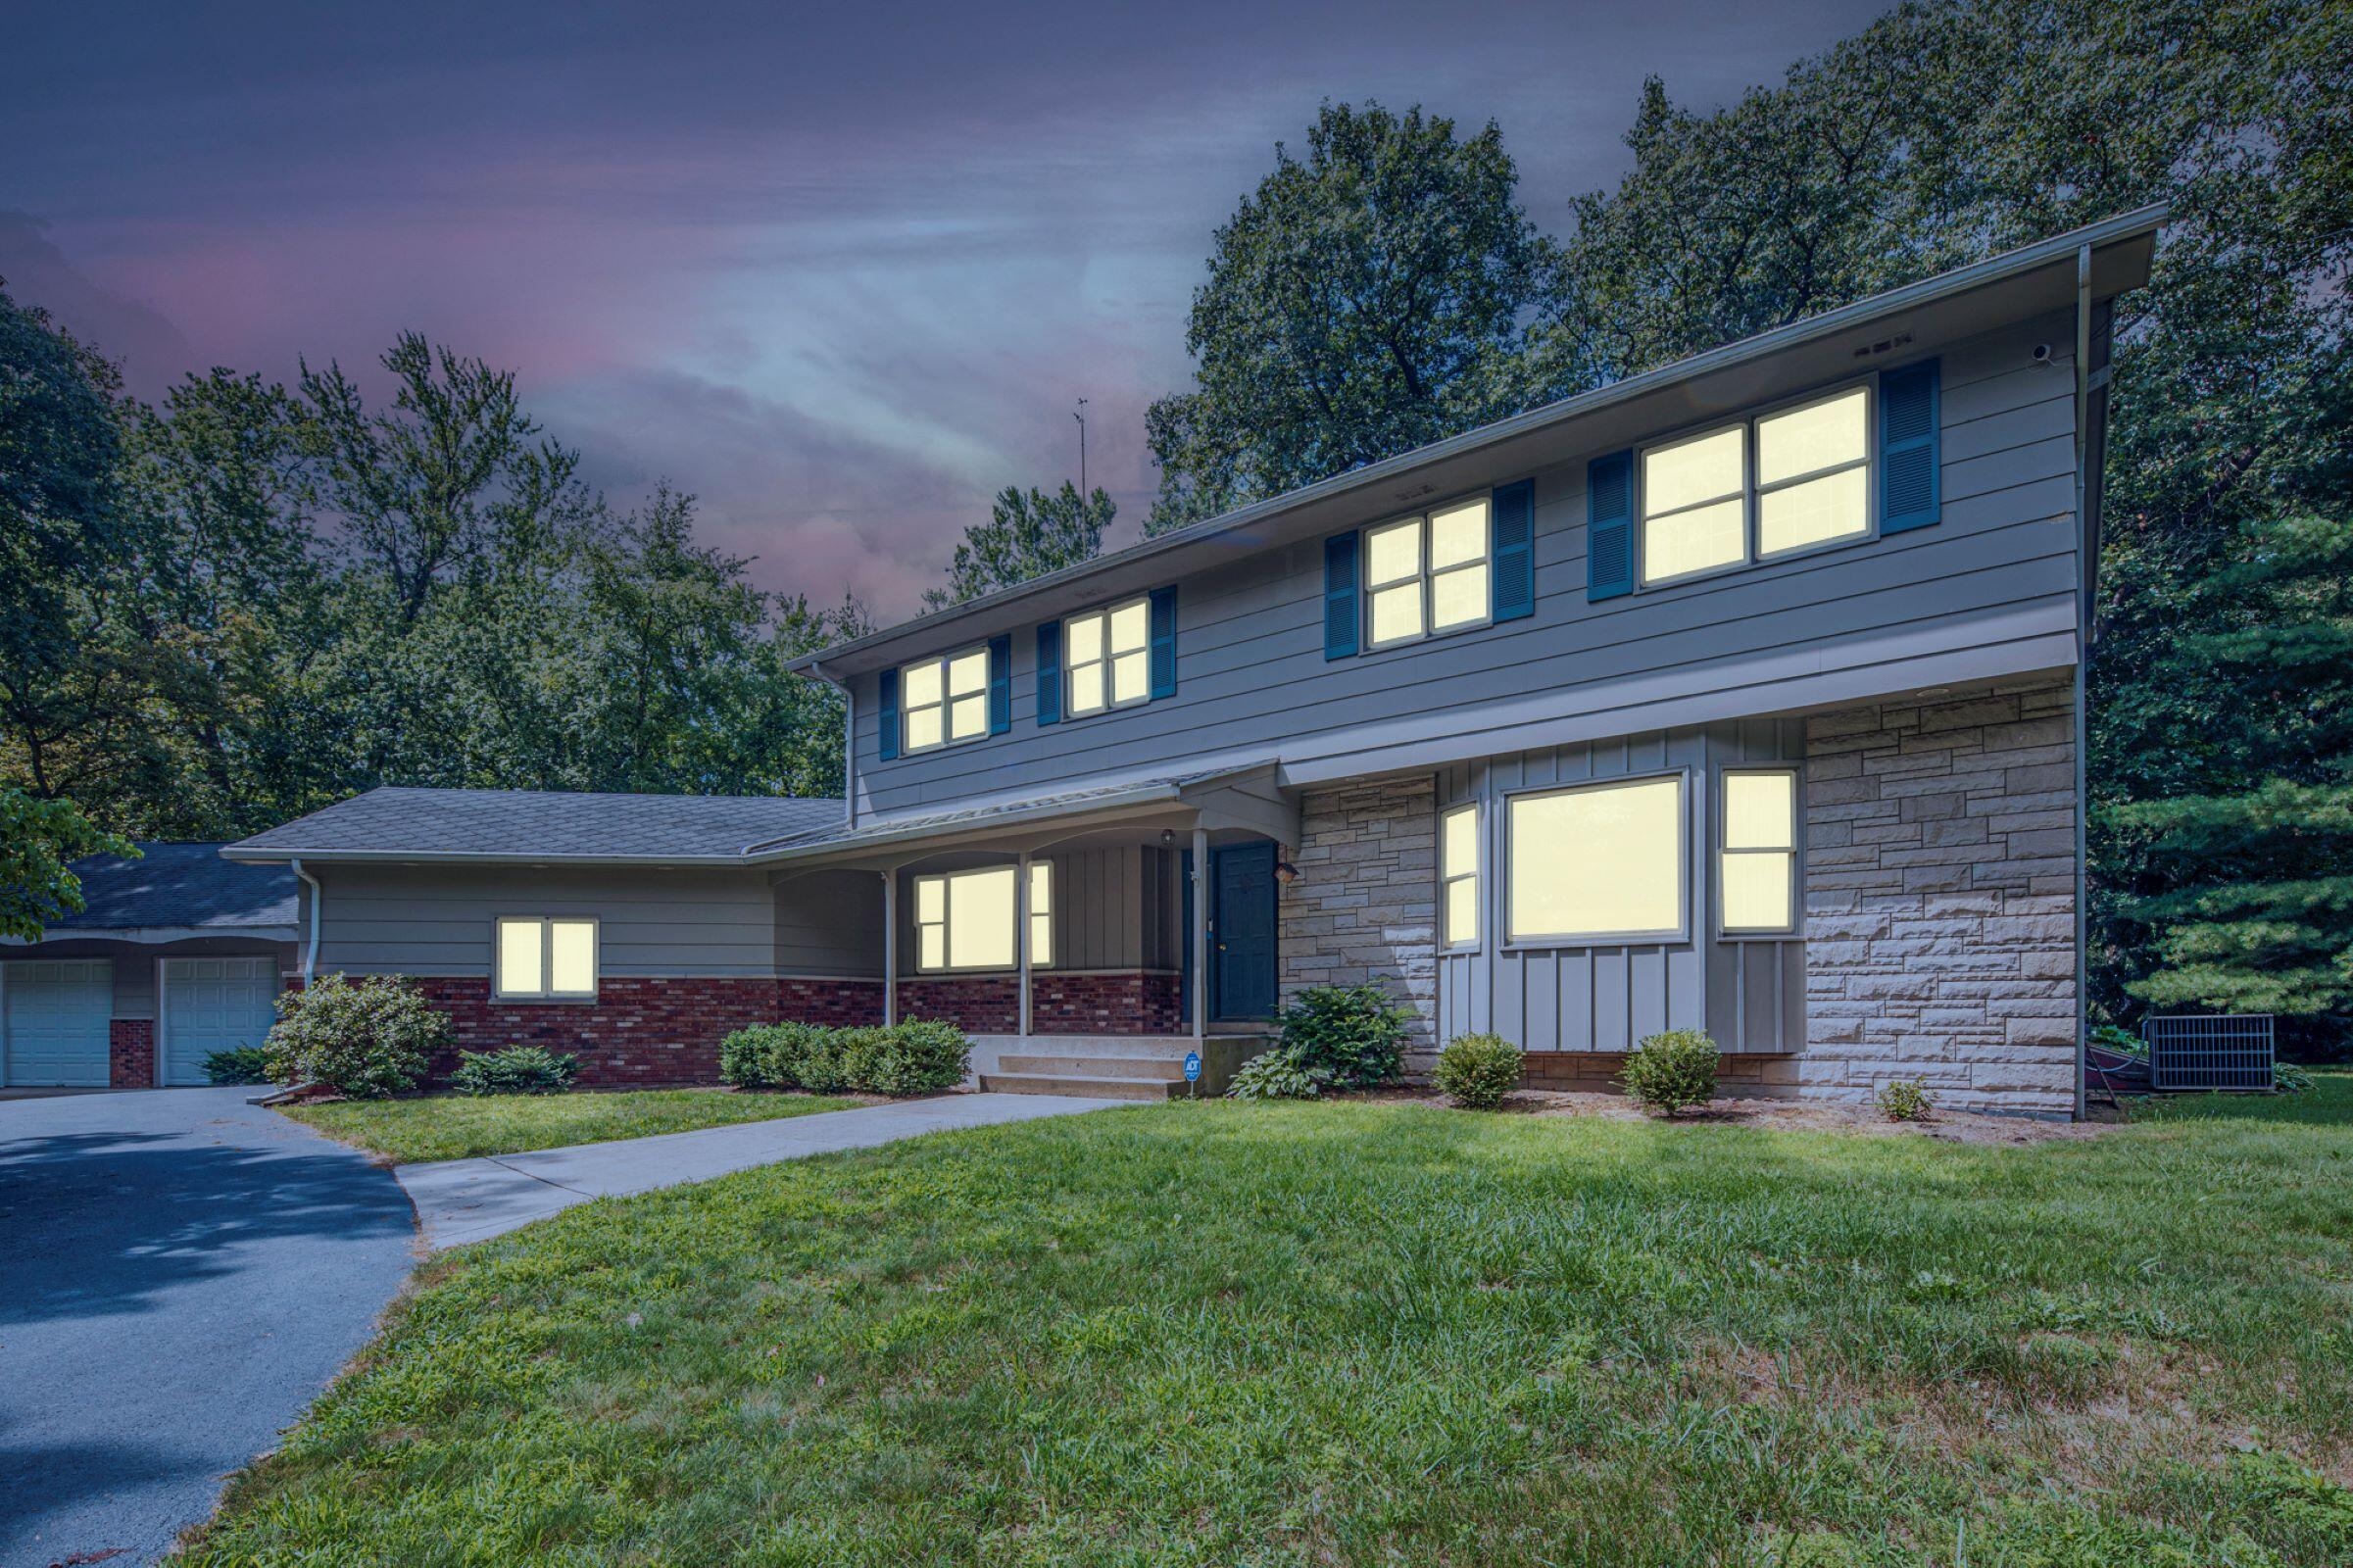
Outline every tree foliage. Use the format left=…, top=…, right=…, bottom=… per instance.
left=0, top=786, right=134, bottom=941
left=924, top=481, right=1114, bottom=610
left=1145, top=102, right=1557, bottom=533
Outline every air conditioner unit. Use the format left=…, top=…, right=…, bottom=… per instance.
left=2143, top=1014, right=2275, bottom=1092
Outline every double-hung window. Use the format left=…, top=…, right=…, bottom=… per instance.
left=1064, top=597, right=1150, bottom=716
left=1364, top=496, right=1490, bottom=649
left=1639, top=382, right=1873, bottom=586
left=496, top=916, right=598, bottom=999
left=1720, top=769, right=1799, bottom=935
left=1506, top=774, right=1687, bottom=945
left=1440, top=804, right=1480, bottom=948
left=913, top=863, right=1054, bottom=972
left=901, top=645, right=991, bottom=753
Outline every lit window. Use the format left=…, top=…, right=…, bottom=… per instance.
left=912, top=865, right=1050, bottom=972
left=1642, top=424, right=1746, bottom=584
left=1720, top=769, right=1798, bottom=934
left=1065, top=598, right=1151, bottom=716
left=496, top=916, right=598, bottom=999
left=901, top=645, right=991, bottom=753
left=1757, top=388, right=1869, bottom=557
left=1507, top=776, right=1686, bottom=944
left=1364, top=496, right=1490, bottom=650
left=1440, top=804, right=1479, bottom=948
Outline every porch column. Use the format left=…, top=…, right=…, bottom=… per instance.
left=881, top=869, right=897, bottom=1026
left=1191, top=826, right=1209, bottom=1045
left=1016, top=849, right=1033, bottom=1038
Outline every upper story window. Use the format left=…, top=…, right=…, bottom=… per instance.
left=1639, top=383, right=1872, bottom=586
left=1506, top=774, right=1687, bottom=946
left=1064, top=597, right=1151, bottom=716
left=913, top=862, right=1054, bottom=972
left=497, top=916, right=598, bottom=999
left=1720, top=769, right=1799, bottom=935
left=901, top=645, right=991, bottom=754
left=1364, top=496, right=1491, bottom=649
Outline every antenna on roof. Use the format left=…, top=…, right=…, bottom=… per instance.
left=1073, top=399, right=1089, bottom=496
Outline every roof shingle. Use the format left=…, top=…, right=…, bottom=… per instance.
left=227, top=787, right=846, bottom=860
left=51, top=843, right=299, bottom=930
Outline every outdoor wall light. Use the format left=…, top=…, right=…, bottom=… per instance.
left=1274, top=859, right=1300, bottom=884
left=1160, top=828, right=1175, bottom=846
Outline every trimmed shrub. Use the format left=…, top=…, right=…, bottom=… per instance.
left=1277, top=982, right=1411, bottom=1091
left=1434, top=1032, right=1523, bottom=1109
left=719, top=1019, right=968, bottom=1097
left=263, top=974, right=447, bottom=1099
left=450, top=1045, right=580, bottom=1097
left=719, top=1023, right=786, bottom=1088
left=202, top=1046, right=273, bottom=1086
left=1620, top=1028, right=1719, bottom=1117
left=793, top=1025, right=853, bottom=1093
left=859, top=1018, right=968, bottom=1096
left=1227, top=1044, right=1321, bottom=1100
left=1875, top=1078, right=1934, bottom=1122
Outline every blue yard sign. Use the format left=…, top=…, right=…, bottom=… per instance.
left=1183, top=1051, right=1201, bottom=1085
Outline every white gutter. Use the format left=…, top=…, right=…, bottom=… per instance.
left=292, top=857, right=322, bottom=983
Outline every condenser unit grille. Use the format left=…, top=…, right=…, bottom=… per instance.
left=2143, top=1014, right=2275, bottom=1092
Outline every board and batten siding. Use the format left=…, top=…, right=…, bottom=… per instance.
left=849, top=313, right=2080, bottom=818
left=887, top=846, right=1174, bottom=973
left=1436, top=717, right=1808, bottom=1056
left=314, top=863, right=778, bottom=979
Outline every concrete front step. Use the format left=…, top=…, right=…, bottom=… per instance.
left=977, top=1073, right=1199, bottom=1102
left=998, top=1054, right=1185, bottom=1081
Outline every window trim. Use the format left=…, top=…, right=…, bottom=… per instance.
left=1358, top=492, right=1495, bottom=654
left=1715, top=765, right=1804, bottom=941
left=1500, top=769, right=1692, bottom=951
left=910, top=863, right=1051, bottom=975
left=1060, top=595, right=1153, bottom=721
left=493, top=914, right=601, bottom=1002
left=1634, top=374, right=1881, bottom=591
left=898, top=642, right=994, bottom=756
left=1438, top=802, right=1481, bottom=951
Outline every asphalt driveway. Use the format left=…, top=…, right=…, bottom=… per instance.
left=0, top=1087, right=416, bottom=1568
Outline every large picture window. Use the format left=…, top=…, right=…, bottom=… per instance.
left=1364, top=496, right=1490, bottom=650
left=1506, top=775, right=1687, bottom=945
left=1064, top=598, right=1151, bottom=716
left=913, top=864, right=1054, bottom=972
left=900, top=645, right=991, bottom=754
left=496, top=916, right=598, bottom=999
left=1440, top=804, right=1479, bottom=948
left=1720, top=769, right=1799, bottom=934
left=1638, top=382, right=1874, bottom=585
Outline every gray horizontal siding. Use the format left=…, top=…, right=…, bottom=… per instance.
left=775, top=868, right=884, bottom=977
left=852, top=313, right=2080, bottom=817
left=315, top=864, right=778, bottom=979
left=1436, top=717, right=1807, bottom=1056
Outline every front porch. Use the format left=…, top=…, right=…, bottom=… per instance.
left=966, top=1031, right=1273, bottom=1100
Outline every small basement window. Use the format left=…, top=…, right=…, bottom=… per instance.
left=901, top=645, right=991, bottom=753
left=1720, top=769, right=1799, bottom=934
left=497, top=916, right=598, bottom=999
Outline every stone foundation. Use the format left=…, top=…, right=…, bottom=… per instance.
left=1279, top=776, right=1440, bottom=1073
left=1798, top=671, right=2079, bottom=1116
left=109, top=1018, right=155, bottom=1089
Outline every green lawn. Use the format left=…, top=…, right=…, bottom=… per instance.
left=198, top=1078, right=2353, bottom=1565
left=281, top=1088, right=862, bottom=1163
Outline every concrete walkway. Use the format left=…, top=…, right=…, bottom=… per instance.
left=399, top=1091, right=1125, bottom=1249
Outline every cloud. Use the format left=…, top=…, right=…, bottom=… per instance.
left=0, top=212, right=197, bottom=400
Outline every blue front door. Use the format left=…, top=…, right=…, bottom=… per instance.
left=1211, top=842, right=1278, bottom=1021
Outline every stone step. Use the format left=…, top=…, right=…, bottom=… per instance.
left=978, top=1073, right=1196, bottom=1102
left=999, top=1054, right=1185, bottom=1080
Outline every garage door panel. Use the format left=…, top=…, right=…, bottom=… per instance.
left=162, top=956, right=280, bottom=1086
left=4, top=960, right=114, bottom=1087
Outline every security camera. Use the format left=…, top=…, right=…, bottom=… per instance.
left=2031, top=343, right=2053, bottom=365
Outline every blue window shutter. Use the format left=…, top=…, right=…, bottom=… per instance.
left=877, top=667, right=901, bottom=761
left=1587, top=452, right=1634, bottom=601
left=987, top=635, right=1012, bottom=735
left=1880, top=358, right=1941, bottom=533
left=1491, top=479, right=1535, bottom=621
left=1035, top=622, right=1062, bottom=725
left=1149, top=585, right=1178, bottom=698
left=1323, top=532, right=1360, bottom=660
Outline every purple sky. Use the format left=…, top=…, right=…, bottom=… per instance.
left=3, top=1, right=1887, bottom=617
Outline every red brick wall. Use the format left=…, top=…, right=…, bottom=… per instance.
left=896, top=976, right=1019, bottom=1034
left=779, top=978, right=886, bottom=1026
left=109, top=1018, right=155, bottom=1089
left=1030, top=971, right=1183, bottom=1035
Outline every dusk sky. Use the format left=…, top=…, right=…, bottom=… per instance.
left=3, top=1, right=1888, bottom=618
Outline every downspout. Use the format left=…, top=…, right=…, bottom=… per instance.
left=840, top=668, right=858, bottom=830
left=2071, top=244, right=2092, bottom=1121
left=292, top=857, right=322, bottom=984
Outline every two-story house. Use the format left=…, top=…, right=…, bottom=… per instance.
left=203, top=208, right=2160, bottom=1119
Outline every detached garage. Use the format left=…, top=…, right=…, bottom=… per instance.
left=0, top=845, right=299, bottom=1089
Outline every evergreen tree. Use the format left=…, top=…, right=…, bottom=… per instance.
left=924, top=482, right=1113, bottom=610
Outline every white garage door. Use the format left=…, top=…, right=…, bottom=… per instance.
left=162, top=956, right=282, bottom=1087
left=3, top=960, right=115, bottom=1087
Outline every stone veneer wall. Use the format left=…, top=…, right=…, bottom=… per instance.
left=1800, top=671, right=2079, bottom=1116
left=1278, top=775, right=1441, bottom=1074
